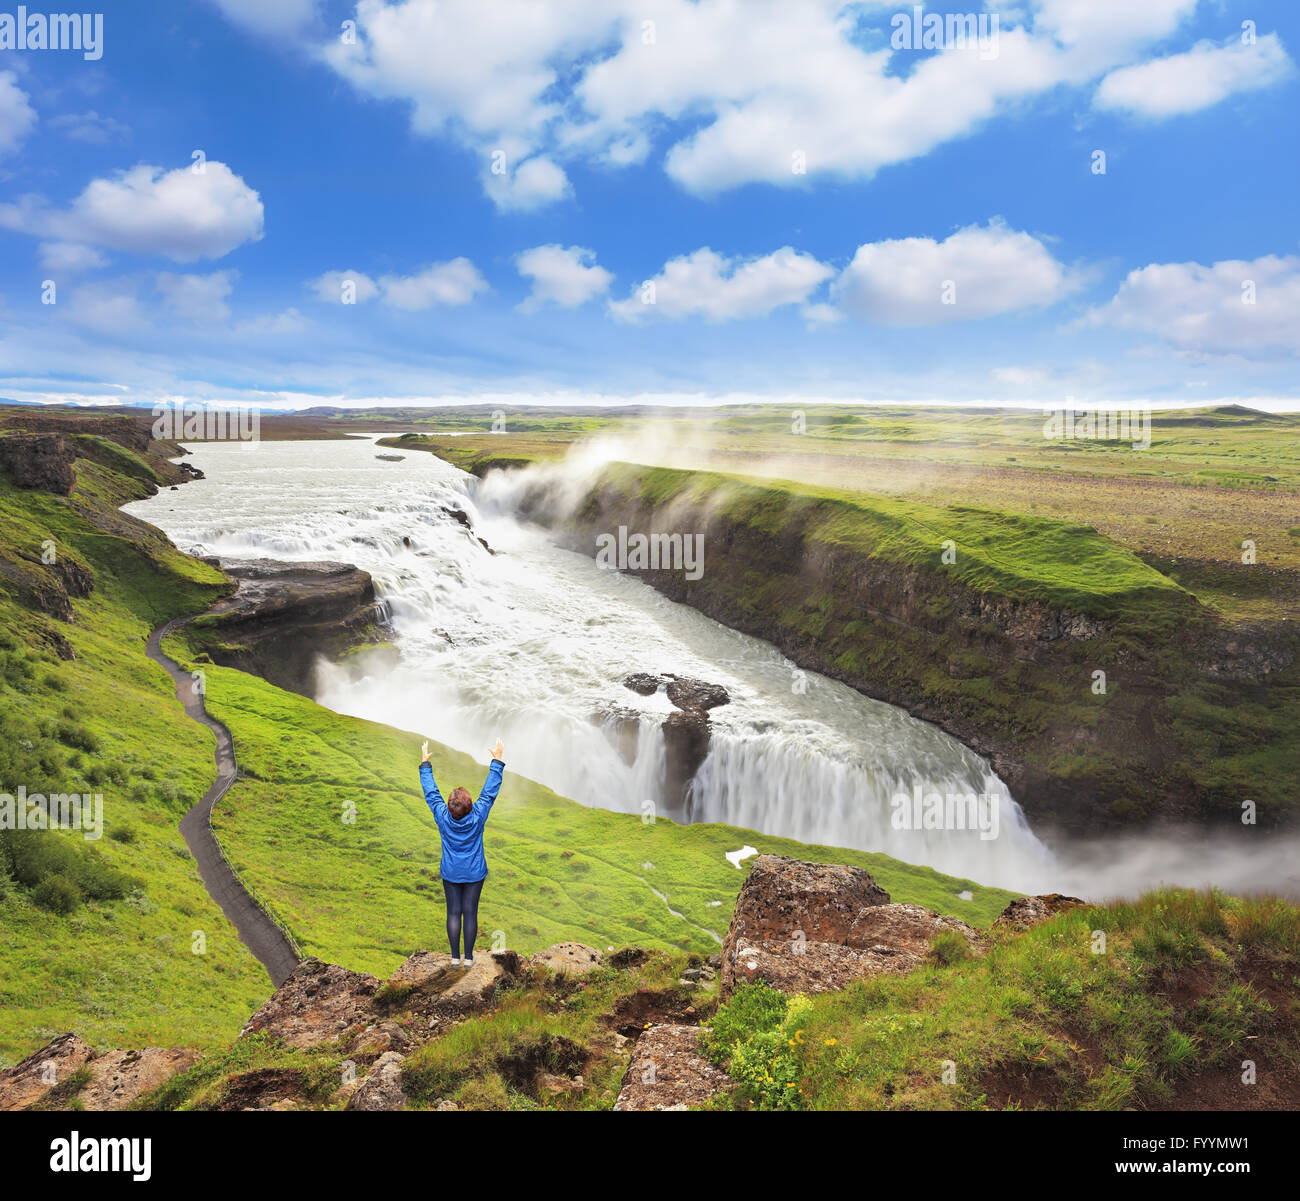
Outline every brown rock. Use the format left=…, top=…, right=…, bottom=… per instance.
left=383, top=950, right=517, bottom=1016
left=614, top=1025, right=734, bottom=1111
left=348, top=1019, right=413, bottom=1060
left=0, top=1033, right=95, bottom=1111
left=345, top=1051, right=407, bottom=1111
left=727, top=904, right=982, bottom=995
left=720, top=856, right=985, bottom=995
left=79, top=1048, right=199, bottom=1111
left=0, top=433, right=76, bottom=494
left=239, top=958, right=380, bottom=1049
left=994, top=894, right=1087, bottom=932
left=720, top=855, right=889, bottom=992
left=538, top=1072, right=585, bottom=1096
left=529, top=943, right=604, bottom=976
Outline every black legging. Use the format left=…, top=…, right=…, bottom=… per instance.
left=442, top=877, right=485, bottom=960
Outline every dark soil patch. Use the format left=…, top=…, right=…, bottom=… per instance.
left=495, top=1034, right=588, bottom=1096
left=216, top=1068, right=309, bottom=1111
left=609, top=947, right=649, bottom=969
left=604, top=988, right=700, bottom=1039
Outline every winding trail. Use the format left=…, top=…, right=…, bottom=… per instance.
left=147, top=620, right=299, bottom=988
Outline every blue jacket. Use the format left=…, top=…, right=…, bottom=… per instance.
left=419, top=759, right=504, bottom=883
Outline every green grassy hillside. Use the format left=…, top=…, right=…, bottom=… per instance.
left=0, top=454, right=269, bottom=1067
left=161, top=643, right=1016, bottom=977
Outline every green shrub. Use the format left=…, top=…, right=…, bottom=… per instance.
left=33, top=874, right=81, bottom=914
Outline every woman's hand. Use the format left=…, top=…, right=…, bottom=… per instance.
left=421, top=740, right=431, bottom=763
left=491, top=739, right=504, bottom=763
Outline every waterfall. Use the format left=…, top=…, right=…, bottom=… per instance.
left=127, top=435, right=1057, bottom=893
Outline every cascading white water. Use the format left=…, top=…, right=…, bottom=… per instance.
left=127, top=435, right=1058, bottom=892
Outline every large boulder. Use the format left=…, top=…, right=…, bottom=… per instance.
left=614, top=1025, right=734, bottom=1111
left=720, top=855, right=981, bottom=995
left=727, top=903, right=984, bottom=995
left=994, top=894, right=1087, bottom=932
left=239, top=958, right=381, bottom=1049
left=724, top=855, right=891, bottom=950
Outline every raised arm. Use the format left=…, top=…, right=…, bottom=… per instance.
left=476, top=739, right=506, bottom=812
left=419, top=740, right=446, bottom=816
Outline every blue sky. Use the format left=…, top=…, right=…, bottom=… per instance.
left=0, top=0, right=1297, bottom=410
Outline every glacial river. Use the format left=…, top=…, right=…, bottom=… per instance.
left=129, top=435, right=1298, bottom=900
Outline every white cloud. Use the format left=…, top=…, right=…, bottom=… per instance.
left=307, top=269, right=380, bottom=304
left=1087, top=255, right=1300, bottom=356
left=321, top=0, right=619, bottom=146
left=830, top=221, right=1077, bottom=324
left=208, top=0, right=318, bottom=37
left=378, top=258, right=489, bottom=310
left=990, top=365, right=1050, bottom=388
left=516, top=244, right=612, bottom=310
left=314, top=1, right=1233, bottom=202
left=239, top=307, right=311, bottom=335
left=0, top=71, right=36, bottom=157
left=0, top=162, right=265, bottom=262
left=610, top=246, right=833, bottom=322
left=156, top=271, right=237, bottom=324
left=65, top=279, right=148, bottom=335
left=47, top=110, right=132, bottom=144
left=484, top=155, right=571, bottom=212
left=1094, top=34, right=1293, bottom=119
left=39, top=242, right=108, bottom=274
left=1028, top=0, right=1199, bottom=68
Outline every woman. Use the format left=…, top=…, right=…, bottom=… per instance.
left=419, top=738, right=505, bottom=966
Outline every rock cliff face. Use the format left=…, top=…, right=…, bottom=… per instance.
left=479, top=459, right=1298, bottom=833
left=0, top=433, right=76, bottom=494
left=190, top=559, right=389, bottom=696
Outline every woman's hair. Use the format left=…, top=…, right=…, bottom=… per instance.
left=448, top=787, right=473, bottom=819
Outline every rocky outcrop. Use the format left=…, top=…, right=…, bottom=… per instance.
left=381, top=949, right=522, bottom=1018
left=530, top=942, right=604, bottom=976
left=720, top=855, right=981, bottom=995
left=79, top=1048, right=200, bottom=1110
left=994, top=893, right=1088, bottom=932
left=725, top=855, right=890, bottom=949
left=0, top=1035, right=196, bottom=1111
left=0, top=544, right=93, bottom=625
left=614, top=1024, right=734, bottom=1111
left=0, top=1033, right=96, bottom=1111
left=240, top=958, right=381, bottom=1049
left=344, top=1051, right=407, bottom=1111
left=193, top=559, right=388, bottom=695
left=622, top=672, right=731, bottom=808
left=239, top=950, right=524, bottom=1051
left=0, top=433, right=76, bottom=494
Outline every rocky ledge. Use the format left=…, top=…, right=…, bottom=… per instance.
left=191, top=558, right=392, bottom=696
